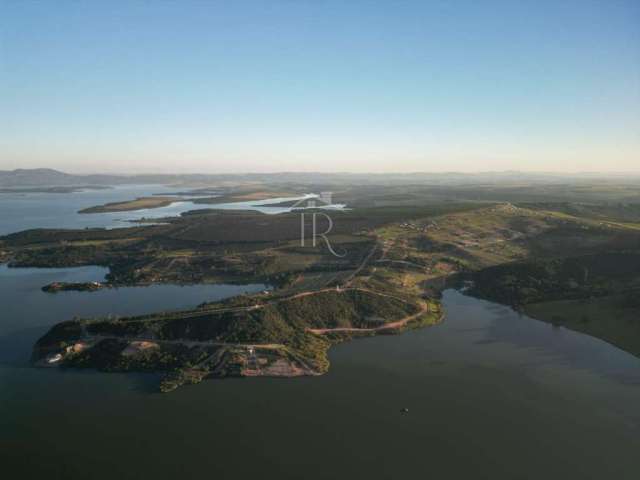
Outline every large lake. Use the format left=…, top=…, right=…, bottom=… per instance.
left=0, top=185, right=340, bottom=235
left=1, top=190, right=639, bottom=479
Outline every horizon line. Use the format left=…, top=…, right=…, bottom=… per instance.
left=4, top=168, right=640, bottom=177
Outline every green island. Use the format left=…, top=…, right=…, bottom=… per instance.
left=2, top=181, right=640, bottom=392
left=42, top=281, right=106, bottom=293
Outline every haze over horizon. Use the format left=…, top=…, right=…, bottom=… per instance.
left=5, top=167, right=640, bottom=178
left=1, top=0, right=639, bottom=174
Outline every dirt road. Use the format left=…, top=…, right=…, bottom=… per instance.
left=306, top=301, right=430, bottom=335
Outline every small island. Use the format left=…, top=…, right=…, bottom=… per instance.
left=78, top=196, right=184, bottom=213
left=42, top=281, right=106, bottom=293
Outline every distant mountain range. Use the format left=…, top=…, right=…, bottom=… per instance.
left=1, top=168, right=638, bottom=188
left=0, top=169, right=127, bottom=187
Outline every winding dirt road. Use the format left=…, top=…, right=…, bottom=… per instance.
left=306, top=301, right=431, bottom=335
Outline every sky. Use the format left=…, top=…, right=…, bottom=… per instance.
left=1, top=0, right=638, bottom=174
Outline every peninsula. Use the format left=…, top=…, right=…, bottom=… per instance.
left=78, top=196, right=185, bottom=213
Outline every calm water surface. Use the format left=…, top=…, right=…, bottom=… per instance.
left=0, top=185, right=185, bottom=234
left=0, top=187, right=343, bottom=235
left=1, top=267, right=639, bottom=479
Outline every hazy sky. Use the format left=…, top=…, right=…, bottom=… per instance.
left=1, top=0, right=638, bottom=174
